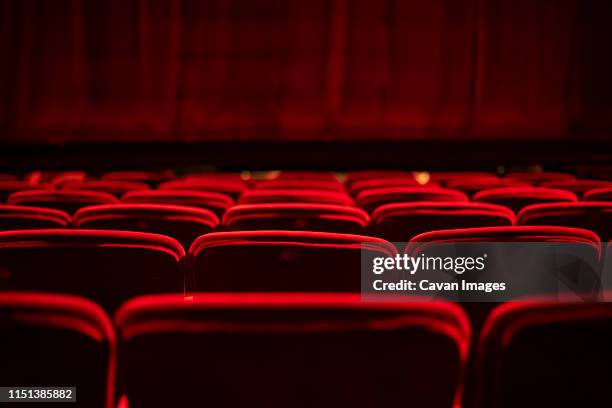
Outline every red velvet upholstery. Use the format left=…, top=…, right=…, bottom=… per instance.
left=254, top=179, right=345, bottom=192
left=356, top=186, right=468, bottom=213
left=121, top=189, right=234, bottom=218
left=0, top=292, right=115, bottom=408
left=446, top=177, right=530, bottom=197
left=223, top=203, right=369, bottom=234
left=62, top=180, right=151, bottom=196
left=116, top=293, right=469, bottom=408
left=0, top=230, right=185, bottom=312
left=0, top=205, right=71, bottom=230
left=583, top=187, right=612, bottom=202
left=74, top=204, right=219, bottom=248
left=518, top=202, right=612, bottom=241
left=478, top=301, right=612, bottom=407
left=239, top=189, right=354, bottom=206
left=372, top=202, right=515, bottom=242
left=348, top=177, right=427, bottom=196
left=159, top=179, right=247, bottom=199
left=7, top=189, right=118, bottom=215
left=189, top=231, right=395, bottom=292
left=472, top=187, right=578, bottom=213
left=0, top=181, right=46, bottom=202
left=505, top=172, right=576, bottom=185
left=540, top=180, right=612, bottom=198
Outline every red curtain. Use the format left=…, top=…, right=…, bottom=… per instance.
left=0, top=0, right=611, bottom=142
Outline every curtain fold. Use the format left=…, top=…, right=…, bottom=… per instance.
left=0, top=0, right=610, bottom=141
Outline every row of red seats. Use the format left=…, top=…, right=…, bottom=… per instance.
left=2, top=291, right=610, bottom=408
left=0, top=227, right=609, bottom=314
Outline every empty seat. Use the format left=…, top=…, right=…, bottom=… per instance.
left=239, top=189, right=354, bottom=206
left=189, top=231, right=396, bottom=291
left=121, top=189, right=234, bottom=218
left=266, top=171, right=339, bottom=181
left=116, top=293, right=469, bottom=408
left=428, top=172, right=498, bottom=186
left=505, top=171, right=576, bottom=185
left=446, top=177, right=530, bottom=196
left=518, top=202, right=612, bottom=241
left=473, top=187, right=577, bottom=213
left=409, top=225, right=600, bottom=245
left=62, top=180, right=151, bottom=196
left=0, top=173, right=17, bottom=181
left=356, top=187, right=468, bottom=213
left=101, top=170, right=175, bottom=186
left=0, top=293, right=115, bottom=408
left=50, top=171, right=88, bottom=187
left=583, top=187, right=612, bottom=202
left=348, top=177, right=426, bottom=196
left=372, top=202, right=515, bottom=242
left=0, top=181, right=45, bottom=202
left=74, top=204, right=218, bottom=248
left=254, top=179, right=345, bottom=192
left=7, top=189, right=118, bottom=214
left=159, top=178, right=247, bottom=199
left=223, top=203, right=370, bottom=234
left=345, top=170, right=415, bottom=186
left=477, top=301, right=612, bottom=407
left=0, top=230, right=184, bottom=312
left=0, top=205, right=71, bottom=230
left=540, top=179, right=612, bottom=198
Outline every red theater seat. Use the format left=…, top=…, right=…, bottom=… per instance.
left=223, top=203, right=369, bottom=234
left=345, top=170, right=415, bottom=188
left=540, top=179, right=612, bottom=198
left=101, top=171, right=175, bottom=186
left=0, top=293, right=115, bottom=408
left=49, top=171, right=88, bottom=187
left=189, top=231, right=396, bottom=292
left=0, top=181, right=46, bottom=202
left=74, top=204, right=219, bottom=248
left=477, top=301, right=612, bottom=407
left=7, top=189, right=118, bottom=215
left=0, top=230, right=184, bottom=312
left=348, top=177, right=425, bottom=196
left=0, top=173, right=17, bottom=181
left=266, top=171, right=339, bottom=181
left=428, top=172, right=498, bottom=185
left=356, top=187, right=468, bottom=213
left=62, top=180, right=151, bottom=196
left=446, top=177, right=530, bottom=197
left=74, top=204, right=218, bottom=248
left=472, top=187, right=578, bottom=213
left=372, top=202, right=515, bottom=242
left=116, top=293, right=469, bottom=408
left=518, top=202, right=612, bottom=241
left=254, top=179, right=345, bottom=192
left=505, top=171, right=576, bottom=185
left=409, top=225, right=600, bottom=245
left=0, top=205, right=71, bottom=230
left=583, top=187, right=612, bottom=202
left=121, top=189, right=234, bottom=218
left=159, top=178, right=247, bottom=199
left=239, top=189, right=354, bottom=206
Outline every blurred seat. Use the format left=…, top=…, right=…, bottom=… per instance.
left=477, top=301, right=612, bottom=408
left=239, top=189, right=354, bottom=206
left=0, top=293, right=115, bottom=408
left=356, top=187, right=468, bottom=213
left=159, top=178, right=247, bottom=200
left=348, top=177, right=425, bottom=196
left=518, top=202, right=612, bottom=241
left=0, top=181, right=46, bottom=202
left=62, top=180, right=151, bottom=196
left=540, top=179, right=612, bottom=198
left=223, top=203, right=369, bottom=234
left=0, top=205, right=71, bottom=230
left=0, top=173, right=17, bottom=181
left=254, top=179, right=345, bottom=192
left=446, top=177, right=530, bottom=197
left=473, top=187, right=577, bottom=213
left=505, top=171, right=576, bottom=185
left=116, top=293, right=469, bottom=408
left=189, top=231, right=395, bottom=292
left=428, top=172, right=498, bottom=186
left=74, top=204, right=218, bottom=248
left=101, top=170, right=175, bottom=186
left=121, top=189, right=234, bottom=218
left=0, top=230, right=184, bottom=312
left=7, top=189, right=118, bottom=215
left=372, top=202, right=515, bottom=242
left=265, top=171, right=339, bottom=181
left=345, top=170, right=415, bottom=188
left=583, top=187, right=612, bottom=202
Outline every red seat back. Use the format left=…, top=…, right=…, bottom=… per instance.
left=7, top=189, right=118, bottom=215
